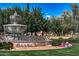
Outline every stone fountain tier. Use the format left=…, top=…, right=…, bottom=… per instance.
left=3, top=11, right=27, bottom=34
left=3, top=23, right=26, bottom=33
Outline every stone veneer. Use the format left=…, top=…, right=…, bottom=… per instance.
left=13, top=42, right=52, bottom=50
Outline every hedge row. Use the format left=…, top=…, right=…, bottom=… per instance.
left=0, top=42, right=13, bottom=50
left=52, top=38, right=79, bottom=46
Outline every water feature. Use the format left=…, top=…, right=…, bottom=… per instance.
left=3, top=11, right=26, bottom=34
left=2, top=11, right=52, bottom=48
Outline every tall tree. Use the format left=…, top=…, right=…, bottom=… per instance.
left=71, top=3, right=79, bottom=33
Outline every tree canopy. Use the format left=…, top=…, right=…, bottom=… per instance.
left=0, top=3, right=79, bottom=36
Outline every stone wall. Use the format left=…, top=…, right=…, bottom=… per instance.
left=13, top=42, right=52, bottom=50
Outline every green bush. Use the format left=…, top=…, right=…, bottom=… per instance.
left=2, top=42, right=9, bottom=49
left=0, top=43, right=3, bottom=49
left=8, top=42, right=13, bottom=49
left=52, top=39, right=61, bottom=46
left=1, top=42, right=13, bottom=50
left=52, top=38, right=79, bottom=46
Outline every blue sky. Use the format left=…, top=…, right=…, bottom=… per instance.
left=0, top=3, right=72, bottom=16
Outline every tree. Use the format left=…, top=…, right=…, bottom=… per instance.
left=30, top=7, right=45, bottom=32
left=71, top=3, right=79, bottom=33
left=61, top=10, right=73, bottom=35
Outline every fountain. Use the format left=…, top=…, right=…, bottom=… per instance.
left=3, top=11, right=52, bottom=49
left=3, top=11, right=26, bottom=41
left=3, top=11, right=26, bottom=34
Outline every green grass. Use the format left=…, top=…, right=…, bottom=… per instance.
left=0, top=44, right=79, bottom=56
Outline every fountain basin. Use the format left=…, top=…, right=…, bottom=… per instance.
left=3, top=24, right=26, bottom=33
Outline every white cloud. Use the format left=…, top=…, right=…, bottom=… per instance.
left=46, top=15, right=51, bottom=18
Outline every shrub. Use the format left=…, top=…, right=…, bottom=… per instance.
left=0, top=43, right=3, bottom=49
left=2, top=42, right=13, bottom=50
left=8, top=42, right=13, bottom=49
left=2, top=42, right=9, bottom=49
left=52, top=39, right=61, bottom=46
left=52, top=38, right=79, bottom=46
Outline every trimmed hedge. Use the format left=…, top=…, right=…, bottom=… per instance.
left=52, top=38, right=79, bottom=46
left=0, top=42, right=13, bottom=50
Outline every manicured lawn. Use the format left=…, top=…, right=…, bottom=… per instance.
left=0, top=44, right=79, bottom=56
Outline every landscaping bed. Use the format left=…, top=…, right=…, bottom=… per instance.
left=0, top=38, right=79, bottom=55
left=51, top=38, right=79, bottom=46
left=0, top=44, right=78, bottom=56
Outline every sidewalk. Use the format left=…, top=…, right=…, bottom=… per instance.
left=11, top=46, right=64, bottom=51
